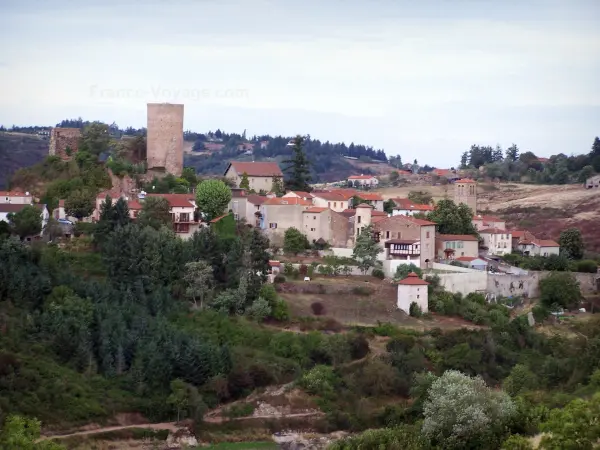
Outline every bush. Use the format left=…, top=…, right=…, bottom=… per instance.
left=223, top=402, right=255, bottom=419
left=283, top=262, right=294, bottom=275
left=311, top=302, right=325, bottom=316
left=352, top=286, right=373, bottom=296
left=372, top=268, right=385, bottom=279
left=394, top=263, right=422, bottom=280
left=274, top=274, right=286, bottom=283
left=272, top=299, right=290, bottom=321
left=574, top=259, right=598, bottom=273
left=299, top=264, right=308, bottom=276
left=299, top=365, right=339, bottom=398
left=532, top=304, right=549, bottom=322
left=409, top=302, right=423, bottom=318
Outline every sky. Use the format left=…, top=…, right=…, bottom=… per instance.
left=1, top=0, right=599, bottom=167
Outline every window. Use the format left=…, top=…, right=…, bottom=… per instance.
left=461, top=252, right=464, bottom=256
left=417, top=295, right=420, bottom=299
left=386, top=231, right=390, bottom=239
left=269, top=223, right=277, bottom=228
left=176, top=223, right=190, bottom=233
left=357, top=216, right=361, bottom=224
left=314, top=216, right=316, bottom=220
left=310, top=228, right=315, bottom=231
left=334, top=202, right=337, bottom=208
left=426, top=231, right=430, bottom=238
left=234, top=213, right=239, bottom=220
left=328, top=202, right=331, bottom=207
left=133, top=210, right=139, bottom=218
left=458, top=241, right=464, bottom=249
left=180, top=213, right=190, bottom=222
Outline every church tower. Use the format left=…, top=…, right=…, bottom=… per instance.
left=454, top=178, right=477, bottom=213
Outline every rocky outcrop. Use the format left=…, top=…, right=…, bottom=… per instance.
left=165, top=427, right=198, bottom=449
left=273, top=431, right=348, bottom=450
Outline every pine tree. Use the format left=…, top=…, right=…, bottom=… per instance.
left=283, top=135, right=312, bottom=192
left=239, top=172, right=250, bottom=190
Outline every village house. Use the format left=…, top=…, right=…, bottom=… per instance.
left=472, top=214, right=506, bottom=231
left=282, top=191, right=314, bottom=201
left=311, top=192, right=350, bottom=212
left=0, top=203, right=49, bottom=239
left=585, top=174, right=600, bottom=188
left=0, top=191, right=34, bottom=205
left=516, top=231, right=560, bottom=257
left=302, top=207, right=350, bottom=248
left=354, top=192, right=384, bottom=211
left=369, top=211, right=436, bottom=268
left=260, top=197, right=312, bottom=242
left=397, top=272, right=429, bottom=315
left=347, top=175, right=379, bottom=188
left=391, top=198, right=434, bottom=216
left=436, top=234, right=479, bottom=260
left=224, top=161, right=283, bottom=191
left=479, top=228, right=512, bottom=256
left=146, top=193, right=199, bottom=239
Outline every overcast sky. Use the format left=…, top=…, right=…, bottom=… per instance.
left=1, top=0, right=598, bottom=166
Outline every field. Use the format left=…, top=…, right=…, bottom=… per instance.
left=375, top=182, right=600, bottom=253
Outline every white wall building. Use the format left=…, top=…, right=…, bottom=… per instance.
left=396, top=272, right=429, bottom=314
left=348, top=175, right=379, bottom=187
left=480, top=228, right=512, bottom=256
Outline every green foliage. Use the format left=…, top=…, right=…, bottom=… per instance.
left=137, top=196, right=172, bottom=230
left=64, top=188, right=95, bottom=220
left=299, top=365, right=339, bottom=398
left=223, top=402, right=255, bottom=419
left=573, top=259, right=598, bottom=273
left=409, top=302, right=423, bottom=318
left=7, top=205, right=42, bottom=239
left=539, top=272, right=581, bottom=309
left=196, top=179, right=232, bottom=220
left=559, top=228, right=584, bottom=259
left=371, top=268, right=385, bottom=279
left=394, top=263, right=423, bottom=280
left=422, top=370, right=516, bottom=449
left=283, top=227, right=309, bottom=255
left=428, top=199, right=478, bottom=235
left=501, top=434, right=534, bottom=450
left=352, top=225, right=382, bottom=274
left=327, top=425, right=426, bottom=450
left=408, top=190, right=433, bottom=205
left=283, top=135, right=312, bottom=192
left=78, top=122, right=111, bottom=155
left=239, top=172, right=250, bottom=190
left=270, top=175, right=285, bottom=196
left=0, top=415, right=66, bottom=449
left=213, top=213, right=237, bottom=237
left=503, top=364, right=539, bottom=397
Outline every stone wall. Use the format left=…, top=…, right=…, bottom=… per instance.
left=49, top=128, right=81, bottom=160
left=146, top=103, right=184, bottom=176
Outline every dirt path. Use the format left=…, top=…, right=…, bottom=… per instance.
left=204, top=411, right=323, bottom=424
left=39, top=422, right=179, bottom=441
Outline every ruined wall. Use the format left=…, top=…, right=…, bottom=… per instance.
left=49, top=128, right=81, bottom=160
left=146, top=103, right=184, bottom=176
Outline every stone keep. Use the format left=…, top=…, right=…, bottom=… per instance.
left=146, top=103, right=184, bottom=176
left=49, top=128, right=81, bottom=160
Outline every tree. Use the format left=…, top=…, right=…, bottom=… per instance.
left=239, top=172, right=250, bottom=190
left=0, top=415, right=66, bottom=449
left=183, top=261, right=214, bottom=309
left=79, top=122, right=111, bottom=155
left=501, top=435, right=533, bottom=450
left=394, top=263, right=423, bottom=280
left=283, top=227, right=309, bottom=255
left=7, top=205, right=42, bottom=240
left=559, top=228, right=584, bottom=259
left=428, top=199, right=478, bottom=235
left=0, top=220, right=10, bottom=240
left=352, top=224, right=382, bottom=274
left=271, top=175, right=285, bottom=196
left=422, top=370, right=516, bottom=450
left=505, top=144, right=520, bottom=162
left=389, top=171, right=400, bottom=186
left=503, top=364, right=539, bottom=397
left=64, top=189, right=95, bottom=220
left=540, top=393, right=600, bottom=450
left=196, top=180, right=232, bottom=220
left=578, top=165, right=595, bottom=183
left=137, top=196, right=171, bottom=230
left=283, top=135, right=312, bottom=192
left=167, top=379, right=207, bottom=423
left=408, top=190, right=433, bottom=205
left=383, top=199, right=396, bottom=214
left=539, top=272, right=581, bottom=309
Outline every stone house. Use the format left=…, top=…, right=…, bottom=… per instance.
left=260, top=197, right=312, bottom=242
left=391, top=198, right=434, bottom=216
left=0, top=191, right=34, bottom=205
left=436, top=234, right=479, bottom=260
left=355, top=192, right=384, bottom=211
left=347, top=175, right=379, bottom=187
left=472, top=214, right=506, bottom=231
left=224, top=161, right=283, bottom=191
left=302, top=207, right=350, bottom=248
left=479, top=228, right=512, bottom=256
left=311, top=192, right=350, bottom=212
left=370, top=213, right=436, bottom=268
left=585, top=174, right=600, bottom=188
left=516, top=231, right=560, bottom=257
left=397, top=272, right=429, bottom=314
left=283, top=191, right=314, bottom=201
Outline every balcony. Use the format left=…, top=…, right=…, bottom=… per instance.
left=384, top=239, right=420, bottom=260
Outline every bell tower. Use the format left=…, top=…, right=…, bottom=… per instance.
left=454, top=178, right=477, bottom=213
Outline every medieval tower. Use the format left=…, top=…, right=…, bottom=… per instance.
left=49, top=128, right=81, bottom=160
left=146, top=103, right=184, bottom=176
left=454, top=178, right=477, bottom=213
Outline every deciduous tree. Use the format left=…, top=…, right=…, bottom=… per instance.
left=428, top=199, right=478, bottom=235
left=239, top=172, right=250, bottom=190
left=352, top=224, right=382, bottom=274
left=539, top=271, right=581, bottom=309
left=559, top=228, right=584, bottom=260
left=283, top=227, right=309, bottom=255
left=7, top=205, right=42, bottom=240
left=183, top=260, right=214, bottom=309
left=64, top=188, right=95, bottom=220
left=137, top=196, right=171, bottom=230
left=196, top=180, right=232, bottom=220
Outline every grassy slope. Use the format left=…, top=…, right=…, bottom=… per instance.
left=0, top=132, right=49, bottom=189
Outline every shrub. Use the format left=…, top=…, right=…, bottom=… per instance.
left=223, top=402, right=255, bottom=419
left=532, top=304, right=549, bottom=322
left=274, top=274, right=286, bottom=283
left=299, top=264, right=308, bottom=276
left=322, top=318, right=343, bottom=332
left=372, top=268, right=385, bottom=279
left=574, top=259, right=598, bottom=273
left=409, top=302, right=423, bottom=318
left=311, top=302, right=325, bottom=316
left=283, top=262, right=294, bottom=275
left=299, top=365, right=339, bottom=398
left=352, top=286, right=373, bottom=296
left=272, top=299, right=290, bottom=322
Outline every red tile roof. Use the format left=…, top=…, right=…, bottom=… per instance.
left=204, top=142, right=226, bottom=151
left=372, top=211, right=387, bottom=216
left=438, top=234, right=479, bottom=241
left=398, top=272, right=429, bottom=285
left=312, top=192, right=347, bottom=201
left=356, top=192, right=383, bottom=201
left=97, top=189, right=122, bottom=200
left=227, top=161, right=283, bottom=177
left=128, top=200, right=143, bottom=210
left=246, top=194, right=267, bottom=205
left=356, top=203, right=373, bottom=209
left=537, top=239, right=559, bottom=247
left=455, top=178, right=476, bottom=184
left=210, top=214, right=229, bottom=223
left=0, top=191, right=32, bottom=197
left=263, top=197, right=312, bottom=206
left=0, top=203, right=29, bottom=213
left=340, top=209, right=356, bottom=217
left=58, top=199, right=65, bottom=207
left=147, top=194, right=195, bottom=208
left=348, top=175, right=377, bottom=180
left=432, top=169, right=452, bottom=176
left=404, top=216, right=436, bottom=226
left=479, top=228, right=508, bottom=234
left=393, top=198, right=434, bottom=211
left=287, top=191, right=314, bottom=199
left=396, top=170, right=412, bottom=175
left=511, top=230, right=526, bottom=238
left=304, top=207, right=327, bottom=213
left=269, top=260, right=281, bottom=267
left=456, top=256, right=477, bottom=262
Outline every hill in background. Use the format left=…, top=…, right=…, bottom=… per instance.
left=0, top=132, right=49, bottom=189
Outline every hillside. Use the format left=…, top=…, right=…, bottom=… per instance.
left=376, top=182, right=600, bottom=253
left=0, top=132, right=49, bottom=188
